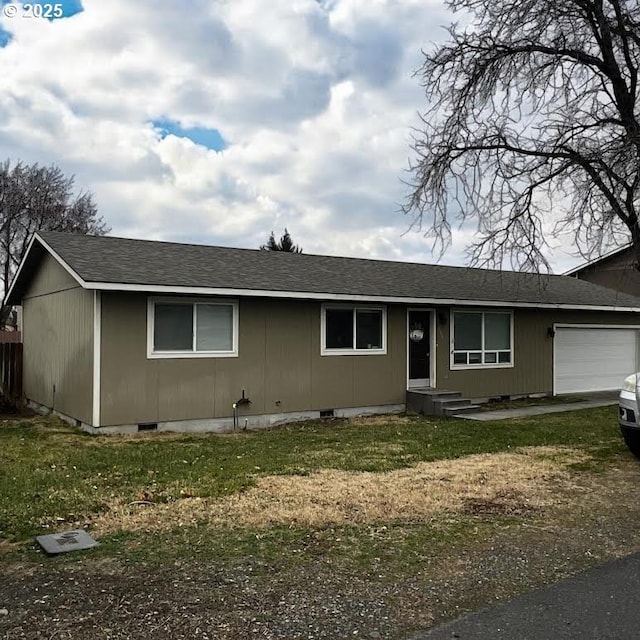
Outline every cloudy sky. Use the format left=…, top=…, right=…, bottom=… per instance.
left=0, top=0, right=580, bottom=270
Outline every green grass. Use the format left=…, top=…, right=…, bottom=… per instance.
left=84, top=517, right=500, bottom=570
left=3, top=407, right=638, bottom=640
left=0, top=406, right=625, bottom=545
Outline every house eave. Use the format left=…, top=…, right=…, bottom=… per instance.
left=563, top=242, right=633, bottom=276
left=4, top=234, right=38, bottom=306
left=4, top=232, right=87, bottom=306
left=81, top=280, right=640, bottom=312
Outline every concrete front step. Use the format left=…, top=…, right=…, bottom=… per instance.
left=433, top=397, right=474, bottom=411
left=407, top=388, right=477, bottom=416
left=445, top=404, right=481, bottom=416
left=408, top=388, right=462, bottom=398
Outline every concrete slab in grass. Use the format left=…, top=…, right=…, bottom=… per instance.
left=36, top=529, right=99, bottom=555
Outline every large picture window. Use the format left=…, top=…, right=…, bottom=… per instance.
left=451, top=311, right=512, bottom=368
left=148, top=298, right=238, bottom=358
left=321, top=305, right=386, bottom=355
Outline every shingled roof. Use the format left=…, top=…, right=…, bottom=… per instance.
left=7, top=231, right=640, bottom=311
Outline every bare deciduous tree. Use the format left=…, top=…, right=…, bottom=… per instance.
left=404, top=0, right=640, bottom=271
left=0, top=160, right=108, bottom=324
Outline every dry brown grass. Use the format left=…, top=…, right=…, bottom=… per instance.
left=0, top=539, right=21, bottom=552
left=92, top=446, right=588, bottom=536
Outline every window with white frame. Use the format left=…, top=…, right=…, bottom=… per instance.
left=148, top=298, right=238, bottom=358
left=321, top=305, right=386, bottom=355
left=451, top=311, right=512, bottom=367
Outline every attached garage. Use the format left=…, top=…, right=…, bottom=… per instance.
left=554, top=326, right=639, bottom=394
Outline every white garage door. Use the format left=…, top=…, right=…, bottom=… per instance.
left=555, top=327, right=638, bottom=394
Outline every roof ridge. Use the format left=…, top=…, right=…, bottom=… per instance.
left=37, top=231, right=566, bottom=278
left=7, top=230, right=639, bottom=310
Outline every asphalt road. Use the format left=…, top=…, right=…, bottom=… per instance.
left=414, top=551, right=640, bottom=639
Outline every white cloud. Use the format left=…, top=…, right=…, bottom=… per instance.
left=0, top=0, right=578, bottom=272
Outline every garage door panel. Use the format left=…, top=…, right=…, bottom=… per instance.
left=555, top=328, right=637, bottom=394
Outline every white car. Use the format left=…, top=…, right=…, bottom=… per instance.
left=620, top=373, right=640, bottom=456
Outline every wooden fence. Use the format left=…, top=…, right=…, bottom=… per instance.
left=0, top=342, right=23, bottom=401
left=0, top=330, right=21, bottom=344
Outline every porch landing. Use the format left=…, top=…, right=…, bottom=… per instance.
left=406, top=388, right=480, bottom=417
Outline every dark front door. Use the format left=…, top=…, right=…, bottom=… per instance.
left=408, top=310, right=430, bottom=387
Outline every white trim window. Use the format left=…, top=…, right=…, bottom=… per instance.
left=451, top=310, right=513, bottom=369
left=147, top=297, right=239, bottom=359
left=321, top=304, right=387, bottom=355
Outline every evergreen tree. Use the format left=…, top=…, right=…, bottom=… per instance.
left=260, top=228, right=302, bottom=253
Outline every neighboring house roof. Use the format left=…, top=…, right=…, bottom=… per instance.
left=563, top=243, right=633, bottom=276
left=7, top=231, right=640, bottom=311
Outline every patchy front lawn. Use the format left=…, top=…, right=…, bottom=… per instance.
left=1, top=408, right=640, bottom=639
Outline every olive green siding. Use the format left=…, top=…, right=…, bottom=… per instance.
left=575, top=249, right=640, bottom=298
left=99, top=293, right=407, bottom=427
left=22, top=253, right=94, bottom=424
left=25, top=252, right=78, bottom=297
left=99, top=295, right=640, bottom=426
left=435, top=307, right=640, bottom=398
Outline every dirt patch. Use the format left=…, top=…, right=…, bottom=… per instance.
left=462, top=489, right=536, bottom=516
left=93, top=446, right=587, bottom=535
left=0, top=539, right=20, bottom=553
left=0, top=401, right=35, bottom=421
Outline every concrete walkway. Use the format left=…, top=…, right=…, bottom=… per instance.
left=455, top=392, right=619, bottom=421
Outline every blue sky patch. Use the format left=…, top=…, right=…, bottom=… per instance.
left=0, top=1, right=13, bottom=47
left=153, top=119, right=228, bottom=152
left=0, top=27, right=11, bottom=47
left=51, top=0, right=84, bottom=19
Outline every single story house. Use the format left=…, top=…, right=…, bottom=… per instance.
left=566, top=243, right=640, bottom=298
left=6, top=231, right=640, bottom=434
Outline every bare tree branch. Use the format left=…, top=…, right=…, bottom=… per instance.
left=0, top=159, right=109, bottom=325
left=404, top=0, right=640, bottom=272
